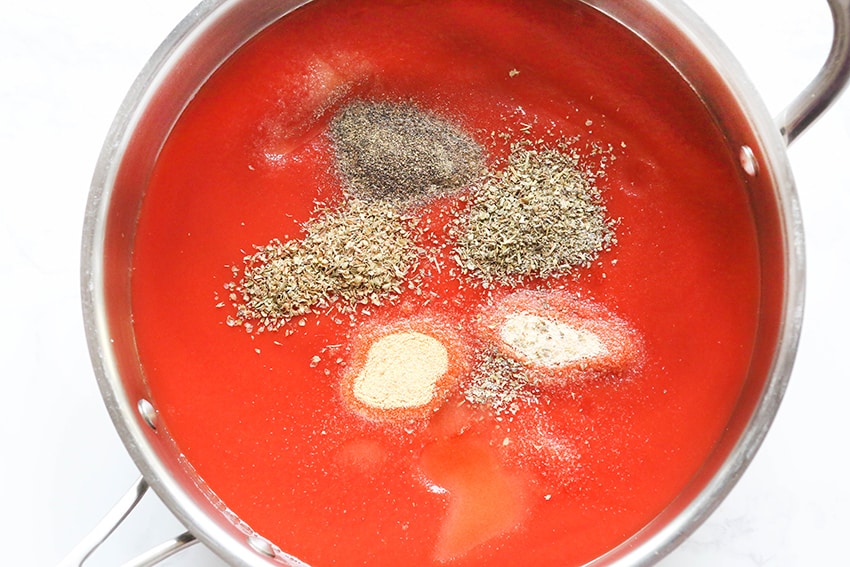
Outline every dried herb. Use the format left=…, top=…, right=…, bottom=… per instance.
left=453, top=140, right=616, bottom=283
left=232, top=200, right=420, bottom=330
left=463, top=349, right=537, bottom=415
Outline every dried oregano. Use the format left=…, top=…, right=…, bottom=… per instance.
left=232, top=200, right=420, bottom=329
left=463, top=348, right=537, bottom=415
left=453, top=140, right=616, bottom=283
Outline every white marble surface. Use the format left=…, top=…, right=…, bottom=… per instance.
left=1, top=1, right=847, bottom=565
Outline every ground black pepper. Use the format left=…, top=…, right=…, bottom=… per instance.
left=330, top=100, right=484, bottom=204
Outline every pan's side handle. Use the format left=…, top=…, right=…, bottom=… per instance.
left=777, top=0, right=850, bottom=145
left=57, top=476, right=198, bottom=567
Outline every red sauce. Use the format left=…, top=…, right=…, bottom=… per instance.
left=130, top=1, right=761, bottom=565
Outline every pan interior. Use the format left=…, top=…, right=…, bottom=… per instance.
left=85, top=1, right=797, bottom=565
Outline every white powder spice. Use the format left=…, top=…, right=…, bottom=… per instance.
left=353, top=331, right=449, bottom=409
left=500, top=313, right=604, bottom=367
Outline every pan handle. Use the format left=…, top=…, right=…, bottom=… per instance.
left=56, top=476, right=198, bottom=567
left=777, top=0, right=850, bottom=145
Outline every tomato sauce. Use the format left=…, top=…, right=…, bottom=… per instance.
left=130, top=0, right=762, bottom=565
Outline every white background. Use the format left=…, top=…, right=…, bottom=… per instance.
left=1, top=0, right=848, bottom=565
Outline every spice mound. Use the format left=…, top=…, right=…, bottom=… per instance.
left=330, top=100, right=484, bottom=203
left=454, top=141, right=616, bottom=283
left=353, top=332, right=448, bottom=409
left=340, top=319, right=467, bottom=421
left=463, top=348, right=537, bottom=416
left=232, top=199, right=419, bottom=330
left=476, top=289, right=643, bottom=383
left=500, top=313, right=605, bottom=367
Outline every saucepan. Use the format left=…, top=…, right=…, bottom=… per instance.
left=60, top=0, right=850, bottom=565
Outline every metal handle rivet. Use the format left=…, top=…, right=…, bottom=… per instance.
left=739, top=145, right=759, bottom=177
left=248, top=535, right=276, bottom=558
left=138, top=399, right=158, bottom=430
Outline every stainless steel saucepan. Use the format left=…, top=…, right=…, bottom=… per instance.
left=60, top=0, right=850, bottom=565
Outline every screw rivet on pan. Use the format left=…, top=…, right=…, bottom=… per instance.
left=739, top=145, right=759, bottom=177
left=138, top=399, right=158, bottom=430
left=248, top=535, right=276, bottom=558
